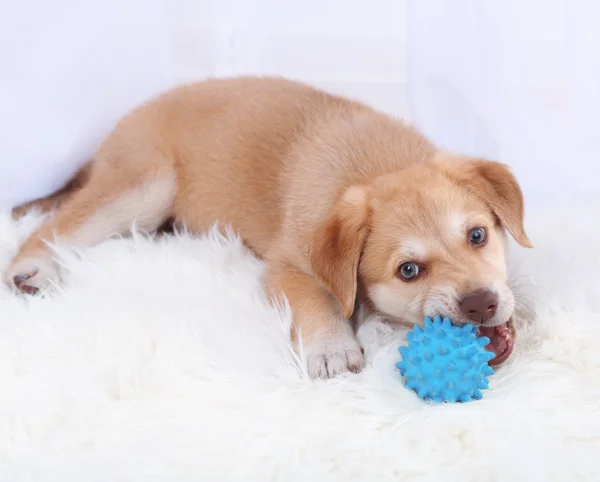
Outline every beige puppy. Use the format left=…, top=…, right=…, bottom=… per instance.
left=6, top=77, right=532, bottom=378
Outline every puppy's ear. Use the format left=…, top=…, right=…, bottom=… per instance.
left=310, top=185, right=371, bottom=319
left=437, top=155, right=533, bottom=248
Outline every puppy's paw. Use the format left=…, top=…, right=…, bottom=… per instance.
left=306, top=331, right=365, bottom=379
left=5, top=256, right=59, bottom=295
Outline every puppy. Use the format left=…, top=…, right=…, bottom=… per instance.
left=5, top=76, right=532, bottom=378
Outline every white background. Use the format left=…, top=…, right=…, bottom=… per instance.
left=408, top=0, right=600, bottom=199
left=0, top=0, right=598, bottom=207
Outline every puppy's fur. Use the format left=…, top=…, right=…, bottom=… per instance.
left=6, top=77, right=532, bottom=378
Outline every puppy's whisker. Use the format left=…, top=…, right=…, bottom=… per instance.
left=397, top=289, right=437, bottom=322
left=510, top=288, right=549, bottom=312
left=507, top=278, right=551, bottom=298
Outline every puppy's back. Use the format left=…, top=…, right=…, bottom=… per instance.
left=153, top=77, right=360, bottom=254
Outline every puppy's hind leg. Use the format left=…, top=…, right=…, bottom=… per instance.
left=5, top=159, right=176, bottom=294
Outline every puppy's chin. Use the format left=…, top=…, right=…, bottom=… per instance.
left=402, top=314, right=515, bottom=366
left=479, top=318, right=515, bottom=366
left=419, top=308, right=516, bottom=366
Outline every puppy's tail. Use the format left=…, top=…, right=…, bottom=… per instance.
left=12, top=163, right=91, bottom=220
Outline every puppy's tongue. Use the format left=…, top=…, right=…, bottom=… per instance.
left=477, top=323, right=514, bottom=365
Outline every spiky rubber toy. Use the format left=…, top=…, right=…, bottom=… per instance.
left=396, top=315, right=496, bottom=403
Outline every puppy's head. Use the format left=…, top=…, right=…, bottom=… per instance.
left=310, top=155, right=532, bottom=365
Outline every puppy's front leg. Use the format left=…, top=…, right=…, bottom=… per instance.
left=266, top=263, right=364, bottom=379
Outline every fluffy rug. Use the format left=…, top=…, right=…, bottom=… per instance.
left=0, top=196, right=599, bottom=482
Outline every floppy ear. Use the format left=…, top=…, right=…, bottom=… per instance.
left=310, top=186, right=371, bottom=319
left=439, top=156, right=533, bottom=248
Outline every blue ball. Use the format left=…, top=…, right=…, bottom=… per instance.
left=395, top=315, right=496, bottom=403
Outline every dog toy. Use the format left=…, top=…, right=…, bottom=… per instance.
left=396, top=315, right=496, bottom=403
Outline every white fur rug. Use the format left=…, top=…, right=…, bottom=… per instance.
left=1, top=197, right=599, bottom=482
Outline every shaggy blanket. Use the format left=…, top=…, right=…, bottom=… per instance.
left=0, top=197, right=599, bottom=482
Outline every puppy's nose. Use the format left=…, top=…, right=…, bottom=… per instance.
left=460, top=290, right=498, bottom=323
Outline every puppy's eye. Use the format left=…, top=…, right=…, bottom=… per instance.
left=398, top=262, right=420, bottom=281
left=468, top=227, right=487, bottom=246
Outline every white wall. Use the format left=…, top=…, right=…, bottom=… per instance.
left=407, top=0, right=600, bottom=199
left=0, top=0, right=174, bottom=208
left=166, top=0, right=409, bottom=117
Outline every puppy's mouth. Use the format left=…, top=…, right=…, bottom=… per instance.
left=476, top=319, right=515, bottom=366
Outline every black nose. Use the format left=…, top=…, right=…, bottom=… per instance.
left=460, top=290, right=498, bottom=323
